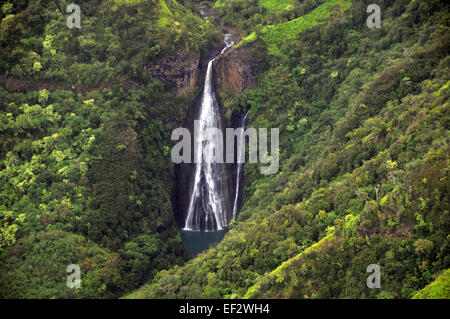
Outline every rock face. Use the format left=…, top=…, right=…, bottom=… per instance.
left=172, top=72, right=235, bottom=231
left=214, top=40, right=267, bottom=93
left=144, top=49, right=200, bottom=94
left=172, top=39, right=267, bottom=230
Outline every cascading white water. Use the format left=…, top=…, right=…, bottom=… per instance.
left=183, top=35, right=234, bottom=232
left=232, top=111, right=248, bottom=221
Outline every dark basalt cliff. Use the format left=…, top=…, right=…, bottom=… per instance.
left=144, top=49, right=200, bottom=94
left=172, top=70, right=235, bottom=230
left=171, top=37, right=267, bottom=230
left=213, top=39, right=267, bottom=93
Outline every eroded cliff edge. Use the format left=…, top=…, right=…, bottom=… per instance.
left=213, top=39, right=267, bottom=94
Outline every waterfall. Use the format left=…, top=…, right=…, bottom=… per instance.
left=232, top=111, right=248, bottom=221
left=183, top=35, right=234, bottom=232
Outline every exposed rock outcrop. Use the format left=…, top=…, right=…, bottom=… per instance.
left=214, top=39, right=267, bottom=93
left=144, top=49, right=200, bottom=94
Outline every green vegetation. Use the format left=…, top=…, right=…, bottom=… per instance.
left=412, top=269, right=450, bottom=299
left=259, top=0, right=293, bottom=11
left=128, top=0, right=450, bottom=299
left=215, top=0, right=294, bottom=12
left=1, top=0, right=449, bottom=300
left=212, top=0, right=330, bottom=35
left=260, top=0, right=352, bottom=54
left=233, top=31, right=258, bottom=49
left=0, top=0, right=220, bottom=298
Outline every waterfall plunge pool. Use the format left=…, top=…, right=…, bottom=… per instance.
left=177, top=8, right=239, bottom=257
left=180, top=229, right=227, bottom=257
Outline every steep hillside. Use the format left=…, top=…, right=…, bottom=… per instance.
left=1, top=0, right=448, bottom=300
left=0, top=0, right=221, bottom=298
left=412, top=269, right=450, bottom=299
left=128, top=0, right=449, bottom=299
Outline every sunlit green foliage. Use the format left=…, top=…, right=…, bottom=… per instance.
left=128, top=0, right=450, bottom=299
left=412, top=269, right=450, bottom=299
left=261, top=0, right=352, bottom=54
left=0, top=0, right=219, bottom=298
left=1, top=0, right=448, bottom=299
